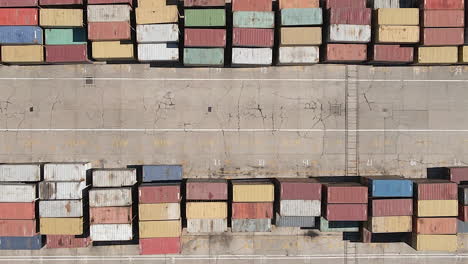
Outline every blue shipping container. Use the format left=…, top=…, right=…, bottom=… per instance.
left=458, top=220, right=468, bottom=233
left=142, top=165, right=183, bottom=182
left=366, top=177, right=413, bottom=197
left=0, top=26, right=43, bottom=45
left=0, top=235, right=43, bottom=250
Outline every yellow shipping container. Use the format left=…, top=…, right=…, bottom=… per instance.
left=232, top=182, right=274, bottom=202
left=40, top=9, right=83, bottom=27
left=280, top=27, right=322, bottom=45
left=138, top=0, right=167, bottom=8
left=40, top=218, right=83, bottom=235
left=92, top=41, right=134, bottom=60
left=1, top=45, right=43, bottom=63
left=377, top=8, right=419, bottom=26
left=367, top=216, right=412, bottom=233
left=139, top=220, right=181, bottom=238
left=186, top=202, right=227, bottom=219
left=460, top=46, right=468, bottom=63
left=376, top=25, right=419, bottom=43
left=135, top=6, right=178, bottom=24
left=139, top=203, right=180, bottom=221
left=412, top=235, right=458, bottom=252
left=418, top=47, right=458, bottom=64
left=417, top=200, right=458, bottom=217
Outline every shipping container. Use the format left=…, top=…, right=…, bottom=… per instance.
left=412, top=234, right=457, bottom=252
left=325, top=0, right=366, bottom=8
left=138, top=43, right=179, bottom=62
left=277, top=178, right=321, bottom=200
left=40, top=217, right=83, bottom=235
left=279, top=0, right=319, bottom=9
left=232, top=202, right=273, bottom=219
left=39, top=9, right=83, bottom=27
left=233, top=11, right=275, bottom=28
left=414, top=217, right=457, bottom=234
left=44, top=162, right=90, bottom=182
left=372, top=45, right=414, bottom=63
left=363, top=176, right=413, bottom=197
left=0, top=235, right=43, bottom=250
left=319, top=217, right=360, bottom=232
left=323, top=183, right=368, bottom=204
left=142, top=165, right=183, bottom=182
left=186, top=202, right=227, bottom=219
left=187, top=218, right=228, bottom=233
left=92, top=41, right=134, bottom=60
left=0, top=220, right=37, bottom=236
left=232, top=47, right=272, bottom=65
left=366, top=216, right=412, bottom=233
left=280, top=27, right=321, bottom=46
left=183, top=48, right=224, bottom=66
left=136, top=6, right=178, bottom=24
left=421, top=28, right=464, bottom=46
left=459, top=220, right=468, bottom=233
left=39, top=0, right=83, bottom=4
left=376, top=25, right=420, bottom=43
left=325, top=203, right=367, bottom=221
left=460, top=186, right=468, bottom=205
left=138, top=0, right=166, bottom=7
left=0, top=0, right=38, bottom=7
left=376, top=8, right=419, bottom=26
left=90, top=206, right=132, bottom=224
left=0, top=202, right=35, bottom=220
left=92, top=168, right=136, bottom=187
left=45, top=45, right=88, bottom=63
left=139, top=220, right=181, bottom=238
left=232, top=219, right=271, bottom=232
left=276, top=214, right=315, bottom=227
left=329, top=8, right=371, bottom=25
left=186, top=179, right=228, bottom=200
left=184, top=9, right=225, bottom=27
left=0, top=184, right=36, bottom=202
left=232, top=28, right=273, bottom=47
left=3, top=45, right=45, bottom=63
left=0, top=164, right=41, bottom=182
left=0, top=26, right=43, bottom=44
left=139, top=203, right=180, bottom=221
left=39, top=200, right=83, bottom=218
left=184, top=0, right=225, bottom=7
left=422, top=0, right=463, bottom=10
left=88, top=0, right=132, bottom=4
left=89, top=188, right=132, bottom=207
left=87, top=5, right=131, bottom=22
left=281, top=8, right=322, bottom=26
left=460, top=204, right=468, bottom=221
left=416, top=200, right=458, bottom=217
left=327, top=24, right=371, bottom=43
left=278, top=46, right=320, bottom=65
left=414, top=180, right=457, bottom=200
left=423, top=10, right=464, bottom=28
left=137, top=24, right=179, bottom=44
left=184, top=29, right=226, bottom=47
left=279, top=200, right=321, bottom=216
left=232, top=0, right=272, bottom=11
left=88, top=22, right=131, bottom=41
left=46, top=235, right=90, bottom=249
left=372, top=0, right=416, bottom=8
left=0, top=8, right=38, bottom=26
left=139, top=237, right=180, bottom=255
left=45, top=28, right=86, bottom=45
left=429, top=167, right=468, bottom=184
left=90, top=224, right=133, bottom=241
left=371, top=199, right=413, bottom=216
left=139, top=183, right=180, bottom=203
left=39, top=181, right=87, bottom=200
left=232, top=181, right=274, bottom=202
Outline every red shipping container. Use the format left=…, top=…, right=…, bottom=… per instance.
left=448, top=167, right=468, bottom=184
left=90, top=206, right=132, bottom=224
left=0, top=0, right=38, bottom=7
left=184, top=29, right=226, bottom=48
left=279, top=0, right=319, bottom=9
left=46, top=45, right=88, bottom=63
left=372, top=45, right=414, bottom=63
left=87, top=0, right=132, bottom=5
left=371, top=199, right=413, bottom=217
left=323, top=183, right=368, bottom=204
left=414, top=217, right=457, bottom=234
left=88, top=22, right=131, bottom=41
left=232, top=0, right=272, bottom=11
left=326, top=0, right=366, bottom=9
left=0, top=220, right=37, bottom=236
left=184, top=0, right=226, bottom=7
left=186, top=179, right=227, bottom=200
left=415, top=180, right=457, bottom=200
left=328, top=8, right=371, bottom=25
left=46, top=235, right=91, bottom=248
left=232, top=202, right=273, bottom=219
left=139, top=237, right=180, bottom=255
left=0, top=202, right=35, bottom=220
left=139, top=185, right=181, bottom=204
left=232, top=28, right=274, bottom=48
left=325, top=44, right=367, bottom=62
left=460, top=205, right=468, bottom=221
left=39, top=0, right=82, bottom=5
left=0, top=8, right=38, bottom=26
left=325, top=204, right=367, bottom=221
left=421, top=28, right=464, bottom=46
left=423, top=10, right=464, bottom=28
left=422, top=0, right=464, bottom=10
left=277, top=178, right=321, bottom=200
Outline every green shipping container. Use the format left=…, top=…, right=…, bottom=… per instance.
left=319, top=217, right=360, bottom=232
left=45, top=28, right=87, bottom=45
left=281, top=8, right=322, bottom=26
left=185, top=9, right=226, bottom=27
left=233, top=11, right=275, bottom=28
left=184, top=48, right=224, bottom=66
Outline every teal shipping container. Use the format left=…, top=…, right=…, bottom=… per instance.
left=233, top=11, right=275, bottom=28
left=185, top=9, right=226, bottom=27
left=319, top=217, right=360, bottom=232
left=184, top=48, right=224, bottom=66
left=45, top=28, right=87, bottom=45
left=280, top=8, right=322, bottom=26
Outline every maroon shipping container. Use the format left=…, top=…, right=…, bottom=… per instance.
left=232, top=0, right=272, bottom=11
left=422, top=0, right=464, bottom=9
left=414, top=180, right=457, bottom=200
left=232, top=202, right=273, bottom=219
left=46, top=235, right=91, bottom=248
left=186, top=179, right=227, bottom=200
left=372, top=45, right=414, bottom=63
left=323, top=183, right=368, bottom=204
left=46, top=45, right=88, bottom=63
left=277, top=178, right=321, bottom=200
left=0, top=220, right=36, bottom=236
left=328, top=8, right=371, bottom=25
left=39, top=0, right=82, bottom=5
left=447, top=167, right=468, bottom=184
left=325, top=204, right=367, bottom=221
left=460, top=205, right=468, bottom=221
left=88, top=22, right=131, bottom=41
left=423, top=10, right=464, bottom=28
left=0, top=0, right=38, bottom=7
left=371, top=199, right=413, bottom=217
left=0, top=202, right=35, bottom=220
left=421, top=28, right=464, bottom=46
left=87, top=0, right=132, bottom=5
left=325, top=44, right=367, bottom=62
left=139, top=185, right=181, bottom=204
left=414, top=217, right=457, bottom=234
left=184, top=0, right=225, bottom=6
left=139, top=237, right=181, bottom=255
left=232, top=28, right=274, bottom=47
left=184, top=29, right=226, bottom=48
left=326, top=0, right=366, bottom=8
left=90, top=206, right=132, bottom=224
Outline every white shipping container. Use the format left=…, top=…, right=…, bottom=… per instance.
left=328, top=24, right=371, bottom=43
left=279, top=200, right=321, bottom=217
left=87, top=5, right=131, bottom=22
left=372, top=0, right=402, bottom=8
left=90, top=224, right=133, bottom=241
left=232, top=48, right=272, bottom=66
left=137, top=24, right=179, bottom=43
left=39, top=181, right=87, bottom=200
left=187, top=219, right=228, bottom=233
left=278, top=46, right=319, bottom=65
left=44, top=162, right=91, bottom=182
left=39, top=200, right=83, bottom=218
left=92, top=169, right=137, bottom=187
left=0, top=164, right=41, bottom=182
left=138, top=44, right=179, bottom=62
left=89, top=188, right=132, bottom=207
left=0, top=184, right=36, bottom=202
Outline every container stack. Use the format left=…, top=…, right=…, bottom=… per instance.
left=40, top=0, right=87, bottom=64
left=459, top=185, right=468, bottom=234
left=138, top=165, right=183, bottom=255
left=89, top=169, right=136, bottom=242
left=231, top=0, right=274, bottom=66
left=322, top=183, right=368, bottom=222
left=39, top=162, right=90, bottom=248
left=136, top=0, right=179, bottom=63
left=231, top=180, right=274, bottom=232
left=324, top=0, right=370, bottom=63
left=183, top=0, right=226, bottom=66
left=0, top=2, right=44, bottom=64
left=87, top=0, right=134, bottom=61
left=0, top=164, right=43, bottom=250
left=427, top=167, right=468, bottom=184
left=186, top=179, right=228, bottom=233
left=277, top=0, right=322, bottom=65
left=361, top=176, right=413, bottom=243
left=275, top=179, right=321, bottom=228
left=411, top=180, right=458, bottom=252
left=419, top=0, right=464, bottom=64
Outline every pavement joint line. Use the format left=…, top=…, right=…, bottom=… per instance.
left=2, top=129, right=468, bottom=132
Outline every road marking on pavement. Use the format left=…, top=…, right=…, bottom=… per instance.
left=2, top=128, right=468, bottom=132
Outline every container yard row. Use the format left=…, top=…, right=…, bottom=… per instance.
left=1, top=163, right=468, bottom=253
left=0, top=0, right=468, bottom=65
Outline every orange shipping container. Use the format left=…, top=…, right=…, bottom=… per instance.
left=232, top=203, right=273, bottom=219
left=0, top=220, right=37, bottom=236
left=279, top=0, right=319, bottom=9
left=414, top=217, right=457, bottom=234
left=0, top=202, right=35, bottom=220
left=0, top=8, right=38, bottom=26
left=90, top=206, right=133, bottom=224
